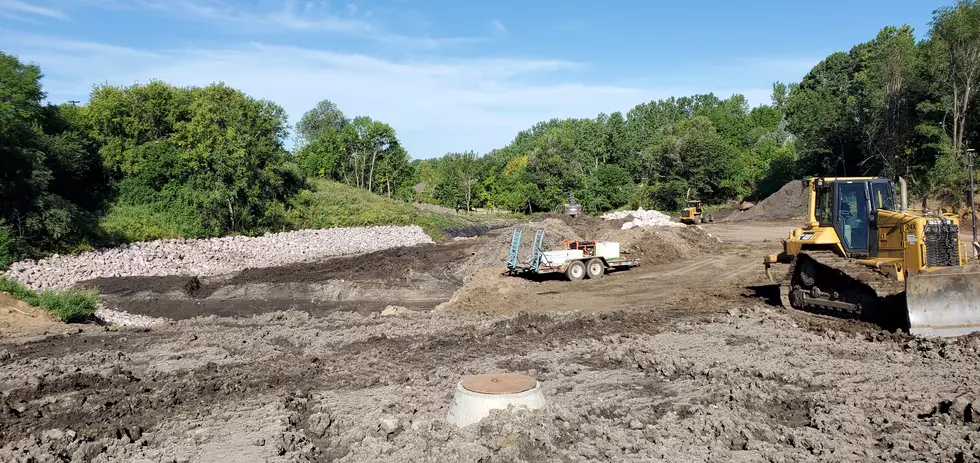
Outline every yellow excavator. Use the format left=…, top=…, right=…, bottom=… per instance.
left=764, top=177, right=980, bottom=337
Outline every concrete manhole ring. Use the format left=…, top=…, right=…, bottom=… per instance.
left=447, top=372, right=546, bottom=427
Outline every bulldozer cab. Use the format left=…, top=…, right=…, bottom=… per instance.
left=812, top=178, right=895, bottom=257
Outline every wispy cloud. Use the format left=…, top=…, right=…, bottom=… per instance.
left=70, top=0, right=480, bottom=48
left=0, top=0, right=68, bottom=20
left=3, top=33, right=776, bottom=157
left=491, top=19, right=507, bottom=36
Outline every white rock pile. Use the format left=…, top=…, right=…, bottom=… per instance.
left=95, top=307, right=164, bottom=328
left=601, top=208, right=685, bottom=230
left=3, top=225, right=434, bottom=291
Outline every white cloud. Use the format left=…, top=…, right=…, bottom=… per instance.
left=0, top=0, right=68, bottom=20
left=2, top=32, right=778, bottom=158
left=491, top=19, right=506, bottom=36
left=67, top=0, right=480, bottom=48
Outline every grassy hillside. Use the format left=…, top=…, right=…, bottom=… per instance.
left=100, top=179, right=514, bottom=243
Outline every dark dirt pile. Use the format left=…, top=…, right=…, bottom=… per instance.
left=4, top=306, right=980, bottom=462
left=725, top=180, right=809, bottom=222
left=75, top=240, right=487, bottom=320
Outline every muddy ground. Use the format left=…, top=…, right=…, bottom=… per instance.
left=3, top=218, right=980, bottom=462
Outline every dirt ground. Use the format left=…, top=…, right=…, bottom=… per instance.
left=3, top=219, right=980, bottom=462
left=0, top=293, right=65, bottom=339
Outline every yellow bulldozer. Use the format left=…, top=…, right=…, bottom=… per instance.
left=680, top=189, right=713, bottom=224
left=764, top=176, right=980, bottom=337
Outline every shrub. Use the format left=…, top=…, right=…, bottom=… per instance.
left=0, top=222, right=20, bottom=271
left=0, top=276, right=98, bottom=323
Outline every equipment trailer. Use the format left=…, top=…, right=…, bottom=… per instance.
left=505, top=228, right=639, bottom=281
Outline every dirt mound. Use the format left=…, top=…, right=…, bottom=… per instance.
left=596, top=225, right=720, bottom=265
left=456, top=219, right=583, bottom=278
left=553, top=214, right=627, bottom=239
left=434, top=268, right=538, bottom=314
left=0, top=293, right=63, bottom=338
left=227, top=240, right=481, bottom=286
left=438, top=225, right=721, bottom=315
left=79, top=275, right=204, bottom=298
left=724, top=180, right=808, bottom=222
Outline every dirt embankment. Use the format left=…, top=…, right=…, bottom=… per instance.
left=0, top=293, right=64, bottom=339
left=76, top=240, right=487, bottom=321
left=725, top=180, right=809, bottom=222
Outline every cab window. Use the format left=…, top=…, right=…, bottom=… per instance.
left=815, top=185, right=833, bottom=226
left=870, top=182, right=894, bottom=211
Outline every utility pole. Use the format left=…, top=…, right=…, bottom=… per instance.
left=967, top=148, right=978, bottom=258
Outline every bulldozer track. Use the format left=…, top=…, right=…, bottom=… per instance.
left=780, top=251, right=908, bottom=329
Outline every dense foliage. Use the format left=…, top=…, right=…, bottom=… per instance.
left=1, top=0, right=978, bottom=268
left=403, top=1, right=979, bottom=214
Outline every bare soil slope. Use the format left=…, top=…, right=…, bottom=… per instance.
left=725, top=180, right=809, bottom=222
left=0, top=293, right=63, bottom=339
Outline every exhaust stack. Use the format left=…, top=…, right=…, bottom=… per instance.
left=898, top=177, right=908, bottom=212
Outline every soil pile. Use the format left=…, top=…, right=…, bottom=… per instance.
left=456, top=219, right=582, bottom=278
left=596, top=225, right=720, bottom=265
left=438, top=225, right=721, bottom=315
left=725, top=180, right=808, bottom=222
left=0, top=293, right=63, bottom=338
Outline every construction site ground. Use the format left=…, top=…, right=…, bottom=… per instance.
left=3, top=216, right=980, bottom=462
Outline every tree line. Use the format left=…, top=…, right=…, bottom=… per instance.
left=295, top=1, right=980, bottom=213
left=1, top=0, right=978, bottom=268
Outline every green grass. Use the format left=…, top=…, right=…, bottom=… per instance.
left=97, top=179, right=518, bottom=243
left=99, top=203, right=200, bottom=243
left=287, top=179, right=486, bottom=239
left=0, top=276, right=99, bottom=323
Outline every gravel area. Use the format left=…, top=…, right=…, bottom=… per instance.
left=2, top=226, right=434, bottom=291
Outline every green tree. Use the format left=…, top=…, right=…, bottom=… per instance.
left=295, top=99, right=349, bottom=147
left=930, top=0, right=980, bottom=150
left=0, top=52, right=105, bottom=253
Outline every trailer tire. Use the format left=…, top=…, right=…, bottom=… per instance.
left=586, top=258, right=605, bottom=279
left=566, top=261, right=586, bottom=281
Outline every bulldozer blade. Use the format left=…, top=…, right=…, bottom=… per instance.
left=906, top=269, right=980, bottom=337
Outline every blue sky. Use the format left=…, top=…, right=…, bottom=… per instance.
left=0, top=0, right=943, bottom=159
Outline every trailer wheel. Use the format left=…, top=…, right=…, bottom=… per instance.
left=586, top=258, right=605, bottom=279
left=566, top=261, right=586, bottom=281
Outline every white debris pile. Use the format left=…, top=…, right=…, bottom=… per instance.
left=3, top=225, right=434, bottom=291
left=95, top=307, right=165, bottom=328
left=601, top=208, right=685, bottom=230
